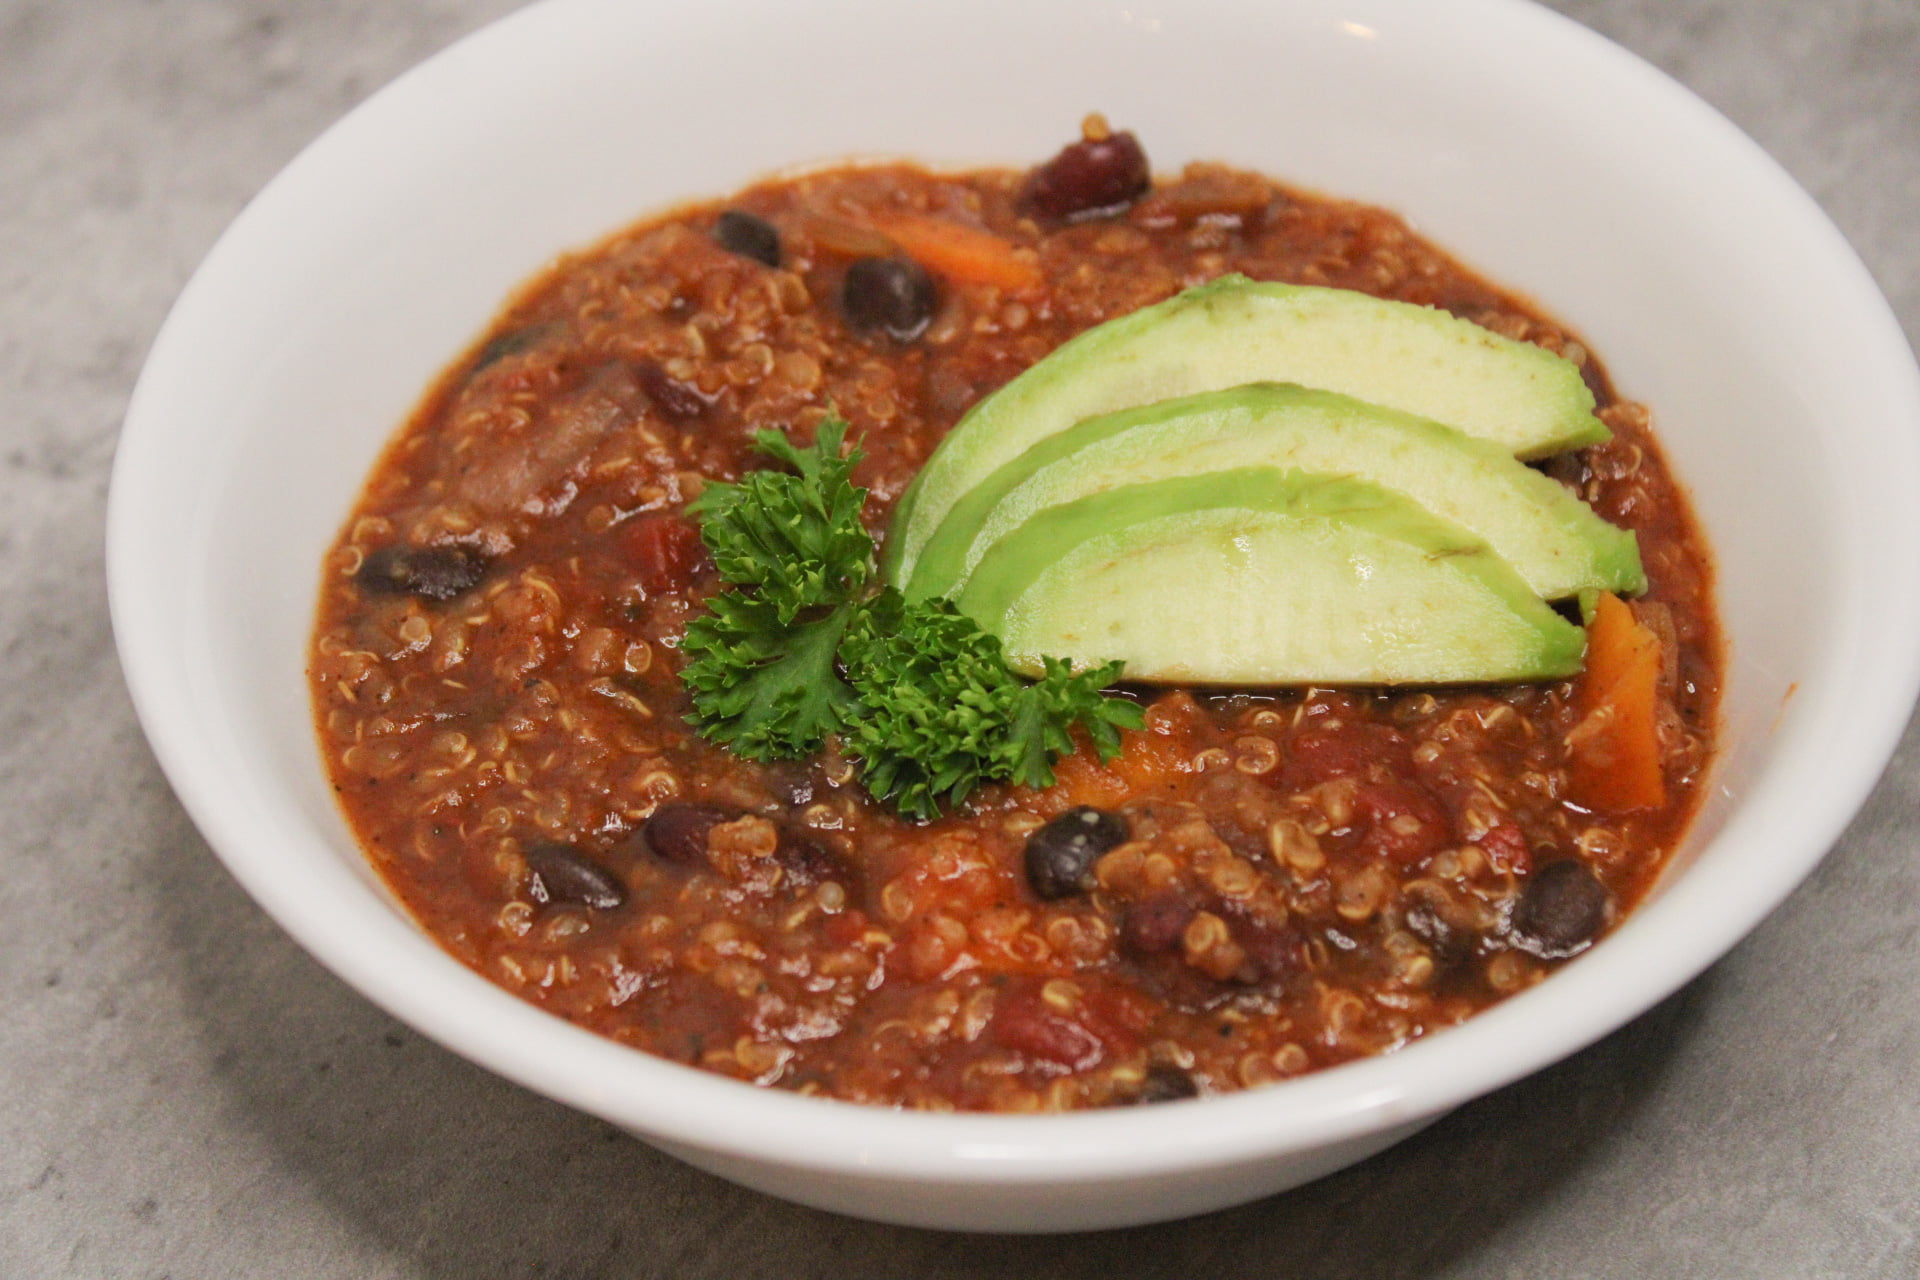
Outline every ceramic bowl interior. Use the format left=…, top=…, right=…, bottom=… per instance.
left=108, top=0, right=1920, bottom=1232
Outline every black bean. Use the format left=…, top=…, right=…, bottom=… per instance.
left=841, top=256, right=938, bottom=342
left=355, top=544, right=492, bottom=601
left=713, top=209, right=782, bottom=267
left=640, top=803, right=735, bottom=867
left=1019, top=128, right=1151, bottom=221
left=634, top=359, right=714, bottom=421
left=1025, top=806, right=1129, bottom=900
left=524, top=843, right=626, bottom=910
left=1512, top=860, right=1612, bottom=957
left=1128, top=1064, right=1200, bottom=1105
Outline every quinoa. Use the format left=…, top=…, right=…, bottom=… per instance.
left=309, top=156, right=1719, bottom=1111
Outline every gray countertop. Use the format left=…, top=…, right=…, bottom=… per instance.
left=5, top=1, right=1917, bottom=1275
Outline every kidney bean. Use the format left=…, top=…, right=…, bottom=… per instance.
left=1512, top=860, right=1612, bottom=957
left=712, top=209, right=782, bottom=267
left=639, top=803, right=736, bottom=866
left=1018, top=121, right=1150, bottom=221
left=991, top=991, right=1106, bottom=1073
left=524, top=843, right=626, bottom=910
left=841, top=256, right=938, bottom=342
left=1025, top=807, right=1129, bottom=900
left=355, top=544, right=492, bottom=602
left=634, top=359, right=715, bottom=421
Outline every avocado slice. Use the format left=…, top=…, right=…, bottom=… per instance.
left=907, top=382, right=1643, bottom=603
left=885, top=276, right=1608, bottom=585
left=956, top=467, right=1587, bottom=685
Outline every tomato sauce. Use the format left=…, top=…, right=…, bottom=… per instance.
left=310, top=138, right=1718, bottom=1110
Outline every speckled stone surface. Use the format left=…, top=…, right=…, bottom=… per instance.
left=3, top=1, right=1917, bottom=1275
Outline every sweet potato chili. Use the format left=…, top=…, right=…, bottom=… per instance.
left=311, top=122, right=1718, bottom=1110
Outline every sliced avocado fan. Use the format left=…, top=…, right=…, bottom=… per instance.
left=956, top=467, right=1588, bottom=686
left=907, top=382, right=1643, bottom=604
left=885, top=276, right=1609, bottom=587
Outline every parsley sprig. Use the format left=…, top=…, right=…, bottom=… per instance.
left=689, top=424, right=872, bottom=621
left=679, top=418, right=1142, bottom=820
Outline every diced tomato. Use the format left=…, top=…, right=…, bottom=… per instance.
left=1281, top=722, right=1410, bottom=788
left=1477, top=822, right=1533, bottom=875
left=821, top=909, right=871, bottom=948
left=620, top=513, right=708, bottom=594
left=1353, top=778, right=1449, bottom=865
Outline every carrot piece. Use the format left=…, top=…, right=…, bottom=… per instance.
left=1039, top=716, right=1193, bottom=812
left=870, top=213, right=1043, bottom=292
left=796, top=212, right=897, bottom=259
left=1568, top=591, right=1667, bottom=810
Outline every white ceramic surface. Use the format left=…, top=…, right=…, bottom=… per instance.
left=107, top=0, right=1920, bottom=1233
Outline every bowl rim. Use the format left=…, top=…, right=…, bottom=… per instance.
left=107, top=0, right=1920, bottom=1185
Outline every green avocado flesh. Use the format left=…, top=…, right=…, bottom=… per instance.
left=884, top=275, right=1608, bottom=586
left=905, top=383, right=1643, bottom=603
left=955, top=468, right=1588, bottom=686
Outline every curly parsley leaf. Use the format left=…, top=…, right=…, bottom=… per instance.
left=680, top=593, right=858, bottom=759
left=686, top=417, right=871, bottom=623
left=840, top=593, right=1143, bottom=821
left=676, top=416, right=1141, bottom=816
left=1005, top=656, right=1141, bottom=790
left=839, top=591, right=1024, bottom=820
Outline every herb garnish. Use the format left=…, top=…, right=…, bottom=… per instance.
left=679, top=418, right=1142, bottom=819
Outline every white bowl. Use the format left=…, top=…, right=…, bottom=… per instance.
left=108, top=0, right=1920, bottom=1233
